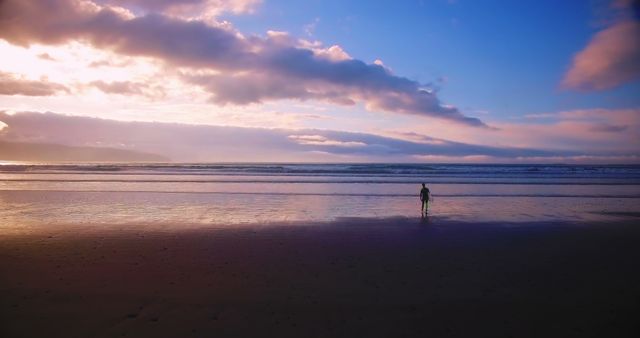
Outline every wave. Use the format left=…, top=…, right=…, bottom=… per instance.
left=3, top=171, right=640, bottom=180
left=2, top=178, right=640, bottom=185
left=2, top=189, right=639, bottom=198
left=2, top=163, right=640, bottom=176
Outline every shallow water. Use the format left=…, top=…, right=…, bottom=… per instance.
left=1, top=163, right=639, bottom=227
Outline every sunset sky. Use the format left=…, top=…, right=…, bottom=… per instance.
left=1, top=0, right=639, bottom=162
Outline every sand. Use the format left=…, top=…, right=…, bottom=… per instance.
left=1, top=217, right=639, bottom=337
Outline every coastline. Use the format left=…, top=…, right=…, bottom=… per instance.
left=1, top=217, right=639, bottom=337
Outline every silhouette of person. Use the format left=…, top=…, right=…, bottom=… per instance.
left=420, top=183, right=430, bottom=216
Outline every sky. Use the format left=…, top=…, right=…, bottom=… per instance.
left=0, top=0, right=639, bottom=163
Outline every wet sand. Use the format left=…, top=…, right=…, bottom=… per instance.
left=1, top=217, right=639, bottom=337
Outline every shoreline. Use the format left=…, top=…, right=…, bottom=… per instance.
left=1, top=217, right=639, bottom=337
left=2, top=212, right=639, bottom=235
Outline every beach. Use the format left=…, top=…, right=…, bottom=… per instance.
left=1, top=217, right=639, bottom=337
left=1, top=163, right=639, bottom=337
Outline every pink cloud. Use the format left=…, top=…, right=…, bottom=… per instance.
left=37, top=52, right=56, bottom=61
left=98, top=0, right=261, bottom=20
left=492, top=109, right=640, bottom=153
left=0, top=71, right=69, bottom=96
left=89, top=80, right=165, bottom=98
left=563, top=3, right=640, bottom=90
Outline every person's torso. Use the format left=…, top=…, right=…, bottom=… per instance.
left=420, top=188, right=429, bottom=198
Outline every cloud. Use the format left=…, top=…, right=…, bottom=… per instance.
left=288, top=135, right=366, bottom=147
left=0, top=71, right=69, bottom=96
left=0, top=111, right=570, bottom=162
left=563, top=1, right=640, bottom=90
left=0, top=0, right=485, bottom=126
left=89, top=80, right=164, bottom=98
left=312, top=45, right=352, bottom=62
left=588, top=123, right=628, bottom=133
left=486, top=108, right=640, bottom=154
left=0, top=139, right=168, bottom=162
left=303, top=17, right=320, bottom=36
left=37, top=52, right=56, bottom=61
left=88, top=58, right=133, bottom=68
left=97, top=0, right=261, bottom=20
left=184, top=72, right=357, bottom=105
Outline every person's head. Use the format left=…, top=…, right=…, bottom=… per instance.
left=422, top=183, right=425, bottom=187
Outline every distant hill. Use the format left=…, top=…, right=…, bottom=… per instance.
left=0, top=140, right=169, bottom=162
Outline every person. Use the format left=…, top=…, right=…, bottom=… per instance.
left=419, top=183, right=430, bottom=216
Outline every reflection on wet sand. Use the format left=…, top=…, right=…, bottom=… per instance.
left=1, top=190, right=639, bottom=232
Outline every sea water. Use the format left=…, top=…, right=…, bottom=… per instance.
left=1, top=163, right=639, bottom=227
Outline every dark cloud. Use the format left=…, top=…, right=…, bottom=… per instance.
left=588, top=123, right=629, bottom=133
left=0, top=111, right=573, bottom=162
left=184, top=72, right=357, bottom=105
left=310, top=129, right=557, bottom=158
left=0, top=0, right=486, bottom=126
left=0, top=72, right=69, bottom=96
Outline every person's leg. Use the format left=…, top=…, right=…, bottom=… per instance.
left=424, top=200, right=429, bottom=214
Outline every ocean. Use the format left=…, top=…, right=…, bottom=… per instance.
left=1, top=163, right=639, bottom=227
